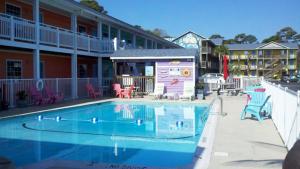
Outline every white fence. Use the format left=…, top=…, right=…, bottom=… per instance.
left=0, top=78, right=113, bottom=108
left=0, top=13, right=114, bottom=53
left=261, top=80, right=300, bottom=150
left=205, top=76, right=261, bottom=92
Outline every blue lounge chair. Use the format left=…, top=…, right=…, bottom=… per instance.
left=241, top=94, right=271, bottom=122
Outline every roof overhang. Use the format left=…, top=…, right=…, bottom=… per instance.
left=110, top=56, right=195, bottom=60
left=256, top=41, right=289, bottom=49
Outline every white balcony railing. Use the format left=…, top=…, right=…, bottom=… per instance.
left=289, top=55, right=296, bottom=59
left=250, top=65, right=257, bottom=70
left=0, top=13, right=114, bottom=53
left=288, top=65, right=296, bottom=69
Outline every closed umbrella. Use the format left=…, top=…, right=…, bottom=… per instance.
left=223, top=55, right=229, bottom=80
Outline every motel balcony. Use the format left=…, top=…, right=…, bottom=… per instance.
left=288, top=65, right=296, bottom=70
left=0, top=13, right=114, bottom=55
left=249, top=55, right=257, bottom=59
left=200, top=61, right=207, bottom=68
left=239, top=55, right=247, bottom=60
left=230, top=55, right=239, bottom=60
left=289, top=54, right=296, bottom=59
left=239, top=65, right=248, bottom=70
left=250, top=65, right=257, bottom=70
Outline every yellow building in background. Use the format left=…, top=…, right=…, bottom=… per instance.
left=226, top=42, right=299, bottom=78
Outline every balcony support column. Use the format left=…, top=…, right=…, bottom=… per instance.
left=33, top=49, right=40, bottom=80
left=71, top=14, right=78, bottom=99
left=33, top=0, right=40, bottom=44
left=108, top=25, right=111, bottom=40
left=132, top=34, right=136, bottom=48
left=97, top=57, right=103, bottom=87
left=144, top=38, right=147, bottom=49
left=97, top=21, right=102, bottom=39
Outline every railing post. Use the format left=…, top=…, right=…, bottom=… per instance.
left=9, top=80, right=14, bottom=108
left=56, top=78, right=59, bottom=94
left=56, top=27, right=59, bottom=47
left=10, top=16, right=14, bottom=40
left=88, top=36, right=91, bottom=52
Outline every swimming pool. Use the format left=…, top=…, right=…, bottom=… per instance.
left=0, top=101, right=210, bottom=168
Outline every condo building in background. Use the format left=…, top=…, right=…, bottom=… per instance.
left=170, top=31, right=220, bottom=75
left=226, top=42, right=299, bottom=78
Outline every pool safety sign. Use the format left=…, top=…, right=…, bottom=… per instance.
left=145, top=66, right=154, bottom=76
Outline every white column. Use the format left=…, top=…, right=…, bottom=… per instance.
left=117, top=29, right=121, bottom=40
left=97, top=57, right=103, bottom=87
left=154, top=42, right=157, bottom=49
left=132, top=34, right=136, bottom=48
left=97, top=21, right=102, bottom=39
left=108, top=25, right=111, bottom=40
left=33, top=0, right=40, bottom=80
left=71, top=54, right=78, bottom=99
left=71, top=14, right=78, bottom=99
left=33, top=0, right=40, bottom=44
left=33, top=49, right=40, bottom=80
left=144, top=39, right=148, bottom=49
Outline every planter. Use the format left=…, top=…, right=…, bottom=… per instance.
left=16, top=100, right=27, bottom=108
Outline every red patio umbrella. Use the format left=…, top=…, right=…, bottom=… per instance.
left=223, top=55, right=229, bottom=80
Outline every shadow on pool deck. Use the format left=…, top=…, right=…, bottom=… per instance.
left=208, top=95, right=287, bottom=169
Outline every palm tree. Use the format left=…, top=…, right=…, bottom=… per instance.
left=214, top=45, right=229, bottom=73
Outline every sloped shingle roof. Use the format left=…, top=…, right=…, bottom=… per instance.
left=226, top=42, right=299, bottom=50
left=110, top=49, right=198, bottom=59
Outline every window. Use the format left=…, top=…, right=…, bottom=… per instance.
left=258, top=50, right=263, bottom=56
left=290, top=50, right=294, bottom=55
left=252, top=50, right=256, bottom=55
left=252, top=61, right=256, bottom=66
left=102, top=24, right=109, bottom=39
left=244, top=51, right=248, bottom=55
left=281, top=50, right=286, bottom=55
left=6, top=60, right=22, bottom=79
left=78, top=25, right=87, bottom=34
left=289, top=60, right=294, bottom=65
left=79, top=64, right=87, bottom=78
left=6, top=4, right=21, bottom=17
left=40, top=62, right=44, bottom=78
left=39, top=12, right=44, bottom=23
left=258, top=61, right=263, bottom=65
left=265, top=50, right=271, bottom=56
left=251, top=71, right=256, bottom=76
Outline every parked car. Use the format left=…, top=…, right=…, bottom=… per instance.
left=199, top=73, right=225, bottom=84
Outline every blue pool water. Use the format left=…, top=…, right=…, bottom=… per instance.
left=0, top=101, right=209, bottom=168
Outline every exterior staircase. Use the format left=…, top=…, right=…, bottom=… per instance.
left=264, top=57, right=284, bottom=79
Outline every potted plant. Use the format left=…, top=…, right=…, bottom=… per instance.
left=16, top=90, right=28, bottom=108
left=196, top=81, right=205, bottom=100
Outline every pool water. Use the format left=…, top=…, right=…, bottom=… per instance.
left=0, top=101, right=209, bottom=168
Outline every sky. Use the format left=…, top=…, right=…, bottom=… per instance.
left=99, top=0, right=300, bottom=41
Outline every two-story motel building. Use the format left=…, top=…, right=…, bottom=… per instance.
left=0, top=0, right=179, bottom=98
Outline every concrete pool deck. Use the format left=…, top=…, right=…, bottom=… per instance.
left=0, top=94, right=287, bottom=169
left=208, top=95, right=287, bottom=169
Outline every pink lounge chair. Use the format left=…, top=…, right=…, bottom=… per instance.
left=86, top=84, right=102, bottom=99
left=112, top=83, right=124, bottom=98
left=121, top=85, right=134, bottom=99
left=254, top=88, right=266, bottom=92
left=29, top=86, right=43, bottom=105
left=45, top=85, right=64, bottom=104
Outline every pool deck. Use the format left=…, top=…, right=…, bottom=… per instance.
left=208, top=95, right=287, bottom=169
left=0, top=94, right=287, bottom=169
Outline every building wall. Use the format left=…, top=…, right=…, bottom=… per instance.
left=156, top=60, right=194, bottom=95
left=0, top=50, right=98, bottom=79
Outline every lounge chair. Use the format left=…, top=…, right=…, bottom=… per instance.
left=86, top=84, right=102, bottom=99
left=241, top=94, right=271, bottom=122
left=149, top=83, right=164, bottom=99
left=29, top=86, right=43, bottom=105
left=179, top=81, right=195, bottom=100
left=122, top=85, right=134, bottom=99
left=45, top=85, right=64, bottom=104
left=112, top=83, right=124, bottom=98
